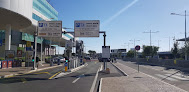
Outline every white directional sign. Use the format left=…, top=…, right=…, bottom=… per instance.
left=74, top=20, right=100, bottom=37
left=102, top=46, right=110, bottom=58
left=38, top=21, right=62, bottom=37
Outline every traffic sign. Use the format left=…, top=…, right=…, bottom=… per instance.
left=135, top=45, right=140, bottom=50
left=38, top=21, right=62, bottom=38
left=5, top=50, right=15, bottom=60
left=102, top=46, right=110, bottom=58
left=74, top=20, right=100, bottom=37
left=17, top=50, right=22, bottom=57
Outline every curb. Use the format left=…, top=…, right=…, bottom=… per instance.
left=53, top=63, right=88, bottom=79
left=99, top=78, right=103, bottom=92
left=0, top=65, right=63, bottom=79
left=71, top=64, right=87, bottom=72
left=110, top=62, right=127, bottom=76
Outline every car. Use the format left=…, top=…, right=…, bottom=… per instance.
left=52, top=56, right=65, bottom=63
left=98, top=57, right=111, bottom=62
left=84, top=57, right=91, bottom=61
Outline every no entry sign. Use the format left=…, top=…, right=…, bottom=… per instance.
left=135, top=45, right=140, bottom=50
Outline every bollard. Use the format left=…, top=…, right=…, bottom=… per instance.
left=57, top=59, right=60, bottom=65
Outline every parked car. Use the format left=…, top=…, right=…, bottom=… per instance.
left=52, top=56, right=65, bottom=63
left=98, top=57, right=111, bottom=62
left=84, top=57, right=91, bottom=61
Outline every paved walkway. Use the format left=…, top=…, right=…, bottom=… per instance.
left=0, top=61, right=63, bottom=78
left=100, top=61, right=187, bottom=92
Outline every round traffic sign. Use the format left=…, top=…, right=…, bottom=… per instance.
left=135, top=45, right=140, bottom=50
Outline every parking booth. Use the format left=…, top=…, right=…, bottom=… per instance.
left=2, top=60, right=7, bottom=69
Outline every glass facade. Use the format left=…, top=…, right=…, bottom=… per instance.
left=32, top=13, right=44, bottom=21
left=33, top=0, right=58, bottom=20
left=32, top=0, right=72, bottom=39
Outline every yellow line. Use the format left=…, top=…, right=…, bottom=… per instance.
left=21, top=78, right=27, bottom=83
left=49, top=71, right=62, bottom=79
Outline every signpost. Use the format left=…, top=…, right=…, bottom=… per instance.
left=74, top=20, right=100, bottom=37
left=37, top=21, right=62, bottom=69
left=5, top=50, right=15, bottom=60
left=26, top=41, right=32, bottom=51
left=17, top=50, right=22, bottom=57
left=38, top=21, right=62, bottom=37
left=102, top=46, right=110, bottom=70
left=135, top=45, right=140, bottom=73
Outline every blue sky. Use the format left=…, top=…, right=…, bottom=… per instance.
left=50, top=0, right=189, bottom=53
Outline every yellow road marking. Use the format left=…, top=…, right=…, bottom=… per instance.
left=21, top=78, right=27, bottom=83
left=49, top=71, right=62, bottom=79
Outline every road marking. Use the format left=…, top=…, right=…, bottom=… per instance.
left=165, top=74, right=189, bottom=81
left=53, top=63, right=88, bottom=79
left=33, top=72, right=50, bottom=75
left=90, top=66, right=100, bottom=92
left=72, top=77, right=81, bottom=83
left=21, top=78, right=27, bottom=83
left=49, top=71, right=62, bottom=79
left=155, top=74, right=178, bottom=81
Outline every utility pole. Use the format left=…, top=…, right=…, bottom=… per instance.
left=143, top=30, right=159, bottom=46
left=171, top=10, right=188, bottom=60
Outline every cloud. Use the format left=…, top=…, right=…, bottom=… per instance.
left=102, top=0, right=139, bottom=27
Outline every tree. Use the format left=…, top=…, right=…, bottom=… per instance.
left=88, top=50, right=96, bottom=57
left=142, top=45, right=159, bottom=57
left=171, top=41, right=179, bottom=59
left=127, top=50, right=134, bottom=58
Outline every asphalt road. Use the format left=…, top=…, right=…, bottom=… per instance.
left=118, top=60, right=189, bottom=91
left=0, top=60, right=123, bottom=92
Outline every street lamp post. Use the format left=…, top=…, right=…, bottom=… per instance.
left=171, top=10, right=188, bottom=60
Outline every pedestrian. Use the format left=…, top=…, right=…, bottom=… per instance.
left=36, top=56, right=40, bottom=68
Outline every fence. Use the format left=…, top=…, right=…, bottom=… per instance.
left=123, top=58, right=189, bottom=68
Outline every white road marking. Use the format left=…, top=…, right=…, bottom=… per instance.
left=90, top=66, right=101, bottom=92
left=155, top=74, right=178, bottom=81
left=165, top=74, right=189, bottom=81
left=72, top=77, right=81, bottom=83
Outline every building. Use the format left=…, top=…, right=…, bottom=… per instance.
left=111, top=49, right=127, bottom=58
left=0, top=0, right=73, bottom=59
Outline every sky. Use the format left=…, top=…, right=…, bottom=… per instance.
left=50, top=0, right=189, bottom=53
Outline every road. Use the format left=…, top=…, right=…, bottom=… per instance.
left=118, top=60, right=189, bottom=91
left=0, top=60, right=123, bottom=92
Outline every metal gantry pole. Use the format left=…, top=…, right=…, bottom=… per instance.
left=185, top=10, right=187, bottom=60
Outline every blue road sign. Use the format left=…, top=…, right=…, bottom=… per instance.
left=0, top=40, right=2, bottom=46
left=26, top=47, right=32, bottom=51
left=64, top=62, right=68, bottom=66
left=39, top=23, right=43, bottom=27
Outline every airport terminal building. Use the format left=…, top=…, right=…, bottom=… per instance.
left=0, top=0, right=73, bottom=59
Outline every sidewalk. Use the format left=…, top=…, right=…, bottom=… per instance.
left=100, top=62, right=187, bottom=92
left=0, top=61, right=63, bottom=78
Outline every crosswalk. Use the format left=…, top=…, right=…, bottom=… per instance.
left=155, top=73, right=189, bottom=81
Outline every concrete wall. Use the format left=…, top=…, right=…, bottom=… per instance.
left=123, top=58, right=189, bottom=68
